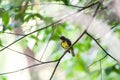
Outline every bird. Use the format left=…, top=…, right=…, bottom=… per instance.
left=60, top=36, right=75, bottom=56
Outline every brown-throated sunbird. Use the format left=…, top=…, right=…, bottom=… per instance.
left=60, top=36, right=75, bottom=56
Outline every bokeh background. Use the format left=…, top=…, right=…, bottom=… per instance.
left=0, top=0, right=120, bottom=80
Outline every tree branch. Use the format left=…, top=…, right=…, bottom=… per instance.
left=9, top=2, right=98, bottom=10
left=49, top=30, right=86, bottom=80
left=0, top=2, right=99, bottom=53
left=49, top=51, right=67, bottom=80
left=1, top=32, right=25, bottom=36
left=0, top=2, right=101, bottom=78
left=49, top=2, right=103, bottom=79
left=86, top=32, right=120, bottom=63
left=96, top=25, right=120, bottom=40
left=1, top=45, right=41, bottom=62
left=40, top=25, right=57, bottom=61
left=0, top=59, right=59, bottom=75
left=0, top=26, right=47, bottom=52
left=93, top=1, right=102, bottom=17
left=88, top=54, right=107, bottom=67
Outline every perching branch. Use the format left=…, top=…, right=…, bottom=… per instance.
left=49, top=50, right=67, bottom=80
left=0, top=28, right=87, bottom=76
left=49, top=1, right=103, bottom=79
left=49, top=30, right=86, bottom=80
left=0, top=1, right=105, bottom=79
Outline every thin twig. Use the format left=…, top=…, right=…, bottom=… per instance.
left=93, top=1, right=101, bottom=17
left=86, top=32, right=120, bottom=63
left=49, top=2, right=103, bottom=79
left=96, top=25, right=120, bottom=40
left=9, top=2, right=93, bottom=10
left=49, top=60, right=60, bottom=80
left=77, top=1, right=99, bottom=12
left=0, top=59, right=59, bottom=75
left=88, top=54, right=107, bottom=67
left=0, top=2, right=98, bottom=53
left=0, top=21, right=59, bottom=52
left=49, top=51, right=67, bottom=80
left=49, top=30, right=86, bottom=80
left=86, top=1, right=102, bottom=30
left=2, top=32, right=25, bottom=36
left=3, top=45, right=41, bottom=62
left=40, top=25, right=57, bottom=61
left=0, top=1, right=100, bottom=77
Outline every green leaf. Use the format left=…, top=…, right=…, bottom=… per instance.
left=53, top=52, right=61, bottom=60
left=34, top=13, right=44, bottom=20
left=105, top=67, right=112, bottom=75
left=61, top=0, right=70, bottom=5
left=43, top=17, right=53, bottom=24
left=0, top=8, right=5, bottom=17
left=24, top=13, right=44, bottom=22
left=75, top=36, right=92, bottom=52
left=24, top=14, right=34, bottom=22
left=2, top=11, right=10, bottom=26
left=0, top=39, right=2, bottom=47
left=90, top=71, right=100, bottom=80
left=109, top=21, right=120, bottom=28
left=30, top=35, right=39, bottom=41
left=75, top=53, right=88, bottom=72
left=0, top=76, right=7, bottom=80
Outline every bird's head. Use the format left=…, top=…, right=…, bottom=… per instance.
left=60, top=36, right=66, bottom=40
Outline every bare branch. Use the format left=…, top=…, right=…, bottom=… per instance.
left=93, top=1, right=102, bottom=17
left=0, top=1, right=101, bottom=78
left=49, top=51, right=67, bottom=80
left=0, top=2, right=99, bottom=53
left=0, top=26, right=47, bottom=52
left=86, top=1, right=103, bottom=30
left=88, top=54, right=107, bottom=67
left=49, top=1, right=103, bottom=79
left=96, top=25, right=120, bottom=40
left=2, top=32, right=25, bottom=36
left=0, top=59, right=59, bottom=75
left=9, top=2, right=97, bottom=10
left=2, top=45, right=41, bottom=62
left=49, top=60, right=60, bottom=80
left=86, top=32, right=120, bottom=63
left=77, top=1, right=99, bottom=12
left=40, top=25, right=57, bottom=61
left=49, top=29, right=86, bottom=80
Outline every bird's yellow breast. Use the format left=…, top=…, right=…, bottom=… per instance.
left=61, top=41, right=69, bottom=49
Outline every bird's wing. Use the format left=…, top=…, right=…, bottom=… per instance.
left=65, top=38, right=71, bottom=46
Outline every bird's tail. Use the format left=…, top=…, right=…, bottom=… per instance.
left=71, top=47, right=75, bottom=57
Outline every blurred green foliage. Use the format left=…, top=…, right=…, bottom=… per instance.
left=0, top=0, right=120, bottom=80
left=0, top=76, right=7, bottom=80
